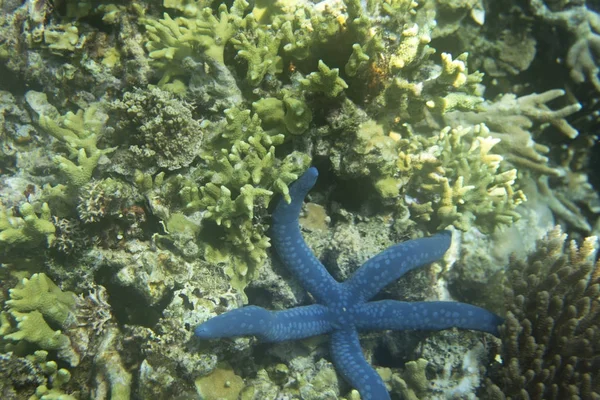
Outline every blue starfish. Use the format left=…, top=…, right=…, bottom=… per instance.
left=195, top=167, right=503, bottom=400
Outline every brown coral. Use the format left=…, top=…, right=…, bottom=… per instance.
left=485, top=226, right=600, bottom=399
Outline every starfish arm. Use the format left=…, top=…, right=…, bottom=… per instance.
left=271, top=167, right=340, bottom=305
left=330, top=328, right=390, bottom=400
left=195, top=304, right=334, bottom=342
left=344, top=231, right=452, bottom=302
left=354, top=300, right=503, bottom=336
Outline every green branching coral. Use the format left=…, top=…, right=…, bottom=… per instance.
left=197, top=183, right=272, bottom=228
left=143, top=0, right=249, bottom=84
left=168, top=104, right=309, bottom=296
left=301, top=60, right=349, bottom=98
left=231, top=15, right=283, bottom=87
left=402, top=124, right=526, bottom=232
left=6, top=273, right=76, bottom=327
left=25, top=91, right=116, bottom=191
left=0, top=203, right=56, bottom=250
left=3, top=274, right=79, bottom=366
left=275, top=2, right=343, bottom=60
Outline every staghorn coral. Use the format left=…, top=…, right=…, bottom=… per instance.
left=231, top=14, right=283, bottom=87
left=402, top=123, right=527, bottom=232
left=301, top=60, right=349, bottom=98
left=484, top=226, right=600, bottom=399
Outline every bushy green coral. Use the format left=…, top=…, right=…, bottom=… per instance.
left=301, top=60, right=348, bottom=98
left=192, top=110, right=309, bottom=295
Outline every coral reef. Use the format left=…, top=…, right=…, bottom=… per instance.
left=0, top=0, right=599, bottom=398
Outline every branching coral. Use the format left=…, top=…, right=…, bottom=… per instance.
left=485, top=226, right=600, bottom=399
left=143, top=0, right=249, bottom=84
left=443, top=89, right=581, bottom=177
left=183, top=108, right=310, bottom=295
left=529, top=0, right=600, bottom=91
left=403, top=124, right=526, bottom=232
left=301, top=60, right=349, bottom=98
left=231, top=15, right=283, bottom=87
left=2, top=273, right=79, bottom=366
left=0, top=202, right=55, bottom=250
left=25, top=91, right=116, bottom=190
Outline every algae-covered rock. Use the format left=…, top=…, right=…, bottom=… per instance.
left=195, top=366, right=245, bottom=400
left=108, top=86, right=204, bottom=171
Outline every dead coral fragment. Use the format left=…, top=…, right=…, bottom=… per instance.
left=485, top=226, right=600, bottom=399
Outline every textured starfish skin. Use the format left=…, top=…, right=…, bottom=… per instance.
left=195, top=167, right=503, bottom=400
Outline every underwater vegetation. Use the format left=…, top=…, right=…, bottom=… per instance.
left=0, top=0, right=598, bottom=398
